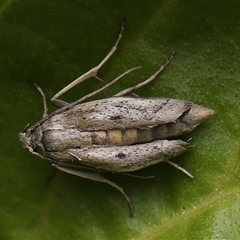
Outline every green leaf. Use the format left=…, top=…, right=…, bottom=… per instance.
left=1, top=1, right=239, bottom=239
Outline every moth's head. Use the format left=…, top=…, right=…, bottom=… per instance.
left=19, top=124, right=35, bottom=154
left=19, top=123, right=46, bottom=160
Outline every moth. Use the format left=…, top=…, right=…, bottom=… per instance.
left=19, top=19, right=214, bottom=216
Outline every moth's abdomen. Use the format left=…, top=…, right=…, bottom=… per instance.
left=91, top=104, right=214, bottom=146
left=92, top=127, right=177, bottom=146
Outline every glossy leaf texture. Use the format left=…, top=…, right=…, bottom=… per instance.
left=0, top=1, right=239, bottom=239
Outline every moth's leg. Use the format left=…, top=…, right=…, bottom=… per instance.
left=52, top=164, right=134, bottom=217
left=50, top=161, right=153, bottom=179
left=72, top=66, right=140, bottom=105
left=51, top=19, right=126, bottom=108
left=114, top=51, right=175, bottom=96
left=164, top=160, right=194, bottom=178
left=31, top=82, right=49, bottom=117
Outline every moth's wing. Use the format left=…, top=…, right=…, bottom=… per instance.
left=67, top=139, right=191, bottom=172
left=68, top=97, right=193, bottom=130
left=44, top=96, right=213, bottom=133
